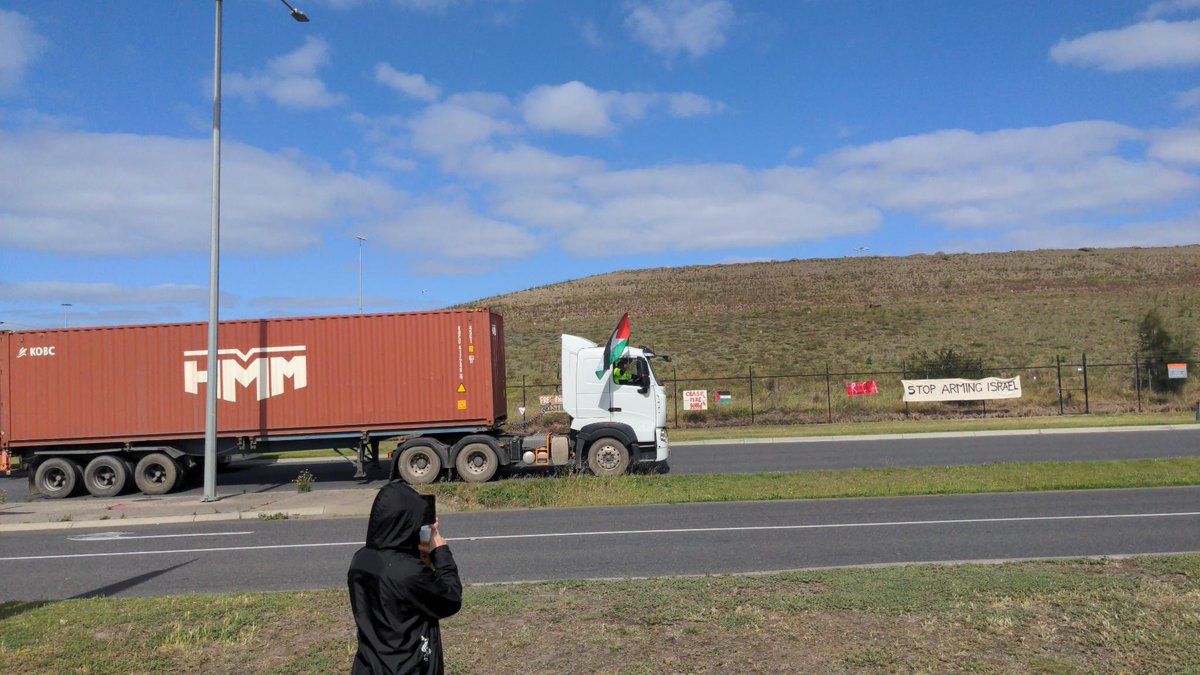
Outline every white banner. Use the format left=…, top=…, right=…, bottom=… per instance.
left=902, top=377, right=1022, bottom=402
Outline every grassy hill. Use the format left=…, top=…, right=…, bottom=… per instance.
left=465, top=246, right=1200, bottom=386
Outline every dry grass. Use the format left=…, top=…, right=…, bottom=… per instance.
left=3, top=556, right=1197, bottom=673
left=478, top=245, right=1200, bottom=383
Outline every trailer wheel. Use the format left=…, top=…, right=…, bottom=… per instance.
left=396, top=443, right=442, bottom=486
left=34, top=457, right=82, bottom=499
left=586, top=437, right=630, bottom=477
left=455, top=441, right=498, bottom=483
left=134, top=453, right=181, bottom=495
left=83, top=455, right=131, bottom=498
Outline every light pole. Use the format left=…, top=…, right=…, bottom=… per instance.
left=356, top=235, right=367, bottom=313
left=204, top=0, right=309, bottom=503
left=61, top=303, right=72, bottom=328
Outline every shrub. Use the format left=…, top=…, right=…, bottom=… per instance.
left=904, top=348, right=985, bottom=380
left=1137, top=308, right=1195, bottom=395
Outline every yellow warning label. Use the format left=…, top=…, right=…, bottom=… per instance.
left=457, top=384, right=466, bottom=393
left=468, top=345, right=474, bottom=353
left=457, top=400, right=467, bottom=410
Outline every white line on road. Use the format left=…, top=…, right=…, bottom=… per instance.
left=66, top=531, right=254, bottom=542
left=1, top=511, right=1197, bottom=562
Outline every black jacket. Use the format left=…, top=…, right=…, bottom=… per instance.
left=348, top=482, right=463, bottom=674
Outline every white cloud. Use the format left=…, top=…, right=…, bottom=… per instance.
left=521, top=81, right=721, bottom=136
left=408, top=93, right=516, bottom=160
left=1177, top=86, right=1200, bottom=108
left=492, top=163, right=880, bottom=255
left=1050, top=19, right=1200, bottom=71
left=224, top=37, right=345, bottom=109
left=822, top=122, right=1200, bottom=229
left=372, top=201, right=539, bottom=262
left=1148, top=127, right=1200, bottom=164
left=625, top=0, right=735, bottom=61
left=1143, top=0, right=1200, bottom=19
left=374, top=63, right=441, bottom=102
left=0, top=129, right=402, bottom=256
left=0, top=281, right=210, bottom=306
left=323, top=0, right=461, bottom=10
left=964, top=214, right=1200, bottom=251
left=578, top=18, right=604, bottom=47
left=0, top=9, right=46, bottom=93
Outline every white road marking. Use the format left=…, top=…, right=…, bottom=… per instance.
left=1, top=511, right=1197, bottom=562
left=67, top=531, right=254, bottom=542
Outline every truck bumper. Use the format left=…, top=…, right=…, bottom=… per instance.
left=651, top=427, right=669, bottom=462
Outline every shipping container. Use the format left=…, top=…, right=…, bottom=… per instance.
left=1, top=310, right=505, bottom=449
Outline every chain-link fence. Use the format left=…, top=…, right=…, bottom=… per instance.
left=505, top=354, right=1199, bottom=429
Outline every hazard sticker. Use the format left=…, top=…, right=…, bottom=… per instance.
left=468, top=345, right=474, bottom=353
left=457, top=384, right=466, bottom=393
left=457, top=400, right=467, bottom=410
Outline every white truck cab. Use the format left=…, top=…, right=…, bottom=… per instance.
left=560, top=334, right=669, bottom=467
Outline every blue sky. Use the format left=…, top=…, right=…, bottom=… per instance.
left=2, top=0, right=1199, bottom=330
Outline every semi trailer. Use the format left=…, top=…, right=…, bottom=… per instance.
left=0, top=310, right=669, bottom=498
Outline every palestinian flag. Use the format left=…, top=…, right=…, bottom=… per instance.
left=596, top=312, right=631, bottom=379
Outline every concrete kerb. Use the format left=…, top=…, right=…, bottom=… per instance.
left=671, top=424, right=1200, bottom=446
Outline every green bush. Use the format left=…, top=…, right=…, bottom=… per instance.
left=1137, top=308, right=1195, bottom=395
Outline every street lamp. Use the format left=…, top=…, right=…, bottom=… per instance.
left=204, top=0, right=309, bottom=503
left=61, top=303, right=72, bottom=328
left=356, top=235, right=367, bottom=313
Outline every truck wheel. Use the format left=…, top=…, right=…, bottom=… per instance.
left=34, top=457, right=82, bottom=499
left=396, top=443, right=442, bottom=486
left=587, top=437, right=630, bottom=477
left=83, top=455, right=131, bottom=498
left=455, top=441, right=498, bottom=483
left=134, top=453, right=181, bottom=495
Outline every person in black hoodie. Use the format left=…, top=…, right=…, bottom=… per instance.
left=348, top=482, right=463, bottom=674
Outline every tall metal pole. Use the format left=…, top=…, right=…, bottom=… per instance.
left=203, top=0, right=224, bottom=502
left=61, top=303, right=72, bottom=328
left=356, top=235, right=367, bottom=313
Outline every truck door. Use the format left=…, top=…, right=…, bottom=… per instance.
left=608, top=356, right=656, bottom=443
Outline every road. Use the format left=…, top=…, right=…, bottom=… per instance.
left=1, top=486, right=1197, bottom=600
left=3, top=427, right=1197, bottom=501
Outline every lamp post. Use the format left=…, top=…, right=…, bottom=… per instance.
left=204, top=0, right=309, bottom=503
left=356, top=235, right=367, bottom=313
left=61, top=303, right=72, bottom=328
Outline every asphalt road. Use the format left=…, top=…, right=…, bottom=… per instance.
left=1, top=487, right=1197, bottom=600
left=3, top=427, right=1197, bottom=501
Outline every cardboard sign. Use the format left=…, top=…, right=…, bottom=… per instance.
left=682, top=389, right=708, bottom=411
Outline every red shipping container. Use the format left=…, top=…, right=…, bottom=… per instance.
left=0, top=310, right=506, bottom=449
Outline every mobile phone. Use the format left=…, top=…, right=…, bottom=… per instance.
left=420, top=494, right=436, bottom=525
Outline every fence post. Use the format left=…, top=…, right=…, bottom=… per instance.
left=902, top=360, right=909, bottom=418
left=748, top=365, right=755, bottom=426
left=825, top=362, right=833, bottom=424
left=522, top=375, right=527, bottom=421
left=1082, top=352, right=1090, bottom=414
left=673, top=365, right=679, bottom=430
left=1134, top=352, right=1142, bottom=413
left=1056, top=355, right=1064, bottom=415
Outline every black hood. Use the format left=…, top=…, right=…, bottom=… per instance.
left=365, top=482, right=428, bottom=551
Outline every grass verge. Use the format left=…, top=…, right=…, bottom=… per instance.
left=251, top=411, right=1196, bottom=460
left=2, top=555, right=1197, bottom=673
left=422, top=457, right=1200, bottom=511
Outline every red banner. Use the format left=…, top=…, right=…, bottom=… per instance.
left=846, top=380, right=879, bottom=396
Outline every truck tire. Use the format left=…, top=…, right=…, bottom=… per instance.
left=587, top=437, right=630, bottom=477
left=83, top=455, right=131, bottom=498
left=134, top=453, right=181, bottom=495
left=396, top=443, right=442, bottom=486
left=34, top=457, right=82, bottom=499
left=454, top=440, right=498, bottom=483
